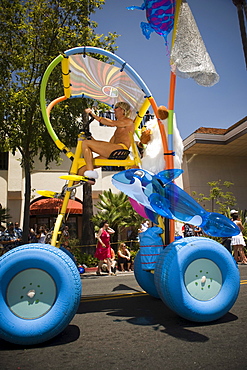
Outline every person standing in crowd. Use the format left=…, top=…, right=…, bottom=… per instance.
left=0, top=222, right=21, bottom=252
left=62, top=225, right=70, bottom=244
left=95, top=220, right=115, bottom=276
left=138, top=220, right=149, bottom=233
left=230, top=211, right=247, bottom=264
left=29, top=228, right=38, bottom=243
left=194, top=226, right=202, bottom=236
left=109, top=247, right=117, bottom=274
left=14, top=222, right=23, bottom=241
left=117, top=243, right=132, bottom=272
left=182, top=223, right=195, bottom=237
left=101, top=247, right=118, bottom=275
left=221, top=209, right=237, bottom=253
left=36, top=226, right=47, bottom=244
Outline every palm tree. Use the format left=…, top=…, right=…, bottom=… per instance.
left=0, top=205, right=11, bottom=230
left=232, top=0, right=247, bottom=68
left=92, top=189, right=145, bottom=249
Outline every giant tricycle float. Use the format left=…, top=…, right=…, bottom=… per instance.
left=0, top=0, right=242, bottom=346
left=0, top=44, right=240, bottom=345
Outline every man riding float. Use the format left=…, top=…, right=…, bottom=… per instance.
left=78, top=102, right=134, bottom=182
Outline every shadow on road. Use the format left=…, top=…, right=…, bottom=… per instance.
left=77, top=293, right=238, bottom=343
left=0, top=324, right=80, bottom=350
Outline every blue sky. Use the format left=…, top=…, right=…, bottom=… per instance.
left=92, top=0, right=246, bottom=139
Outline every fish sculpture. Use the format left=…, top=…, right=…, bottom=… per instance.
left=127, top=0, right=175, bottom=44
left=112, top=168, right=240, bottom=238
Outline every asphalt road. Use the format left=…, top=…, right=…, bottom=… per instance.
left=1, top=268, right=247, bottom=370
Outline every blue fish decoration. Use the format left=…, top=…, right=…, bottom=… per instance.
left=127, top=0, right=175, bottom=44
left=112, top=168, right=240, bottom=238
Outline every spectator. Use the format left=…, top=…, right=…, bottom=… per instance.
left=182, top=223, right=195, bottom=237
left=117, top=243, right=132, bottom=272
left=102, top=248, right=117, bottom=274
left=95, top=220, right=115, bottom=276
left=231, top=212, right=247, bottom=264
left=29, top=228, right=38, bottom=243
left=221, top=210, right=236, bottom=254
left=14, top=222, right=23, bottom=241
left=0, top=222, right=21, bottom=252
left=36, top=226, right=47, bottom=244
left=62, top=225, right=70, bottom=243
left=194, top=226, right=202, bottom=236
left=138, top=220, right=150, bottom=233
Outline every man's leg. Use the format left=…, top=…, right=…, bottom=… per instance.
left=79, top=140, right=124, bottom=178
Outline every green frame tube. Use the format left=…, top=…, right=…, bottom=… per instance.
left=40, top=55, right=63, bottom=143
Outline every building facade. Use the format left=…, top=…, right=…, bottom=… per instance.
left=182, top=116, right=247, bottom=211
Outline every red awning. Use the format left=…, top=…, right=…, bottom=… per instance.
left=30, top=198, right=83, bottom=215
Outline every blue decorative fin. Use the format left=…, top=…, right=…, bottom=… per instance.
left=127, top=3, right=146, bottom=11
left=140, top=22, right=154, bottom=40
left=155, top=169, right=183, bottom=185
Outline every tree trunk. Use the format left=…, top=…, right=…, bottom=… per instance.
left=22, top=157, right=31, bottom=244
left=233, top=1, right=247, bottom=68
left=111, top=227, right=119, bottom=251
left=81, top=183, right=95, bottom=255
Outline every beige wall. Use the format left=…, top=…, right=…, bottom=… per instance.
left=182, top=153, right=247, bottom=210
left=0, top=170, right=8, bottom=208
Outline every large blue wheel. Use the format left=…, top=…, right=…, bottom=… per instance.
left=0, top=244, right=82, bottom=345
left=134, top=250, right=160, bottom=298
left=154, top=237, right=240, bottom=322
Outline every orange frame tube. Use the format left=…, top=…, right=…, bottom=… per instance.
left=167, top=0, right=182, bottom=243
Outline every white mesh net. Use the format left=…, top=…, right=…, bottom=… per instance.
left=170, top=1, right=219, bottom=87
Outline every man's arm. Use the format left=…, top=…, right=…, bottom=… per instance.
left=85, top=108, right=115, bottom=126
left=85, top=108, right=133, bottom=128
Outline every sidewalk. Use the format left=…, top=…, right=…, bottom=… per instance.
left=82, top=266, right=134, bottom=277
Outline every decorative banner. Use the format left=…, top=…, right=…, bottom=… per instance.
left=68, top=54, right=145, bottom=114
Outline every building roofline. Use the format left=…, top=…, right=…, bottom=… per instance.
left=183, top=116, right=247, bottom=151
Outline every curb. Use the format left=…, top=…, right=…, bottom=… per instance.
left=84, top=267, right=98, bottom=273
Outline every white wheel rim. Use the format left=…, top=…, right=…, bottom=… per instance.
left=7, top=269, right=57, bottom=319
left=184, top=259, right=222, bottom=301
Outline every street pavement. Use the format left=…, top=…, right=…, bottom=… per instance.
left=1, top=267, right=247, bottom=370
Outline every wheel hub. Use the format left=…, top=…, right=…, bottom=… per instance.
left=184, top=258, right=222, bottom=301
left=7, top=268, right=57, bottom=319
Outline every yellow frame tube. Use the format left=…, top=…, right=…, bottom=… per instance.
left=62, top=57, right=71, bottom=98
left=50, top=139, right=83, bottom=247
left=133, top=98, right=151, bottom=131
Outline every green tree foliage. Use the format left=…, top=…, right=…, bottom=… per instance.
left=0, top=0, right=118, bottom=242
left=192, top=180, right=236, bottom=214
left=0, top=206, right=11, bottom=228
left=92, top=189, right=145, bottom=248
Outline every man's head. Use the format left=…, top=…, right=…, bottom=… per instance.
left=7, top=222, right=14, bottom=230
left=115, top=102, right=131, bottom=118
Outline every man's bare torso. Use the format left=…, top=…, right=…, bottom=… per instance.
left=110, top=120, right=134, bottom=148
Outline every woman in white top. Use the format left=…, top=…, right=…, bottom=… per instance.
left=231, top=213, right=247, bottom=264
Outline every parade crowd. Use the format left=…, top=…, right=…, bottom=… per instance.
left=0, top=223, right=56, bottom=255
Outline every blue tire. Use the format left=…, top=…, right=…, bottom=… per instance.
left=0, top=244, right=82, bottom=345
left=154, top=237, right=240, bottom=322
left=134, top=250, right=160, bottom=298
left=60, top=246, right=78, bottom=266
